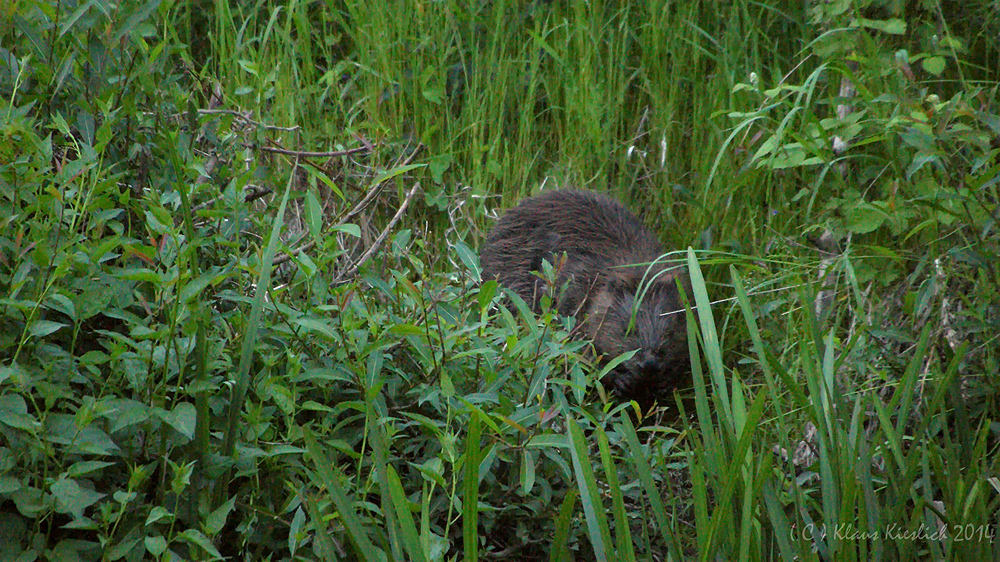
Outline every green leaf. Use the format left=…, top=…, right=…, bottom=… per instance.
left=305, top=188, right=323, bottom=242
left=621, top=414, right=684, bottom=560
left=45, top=293, right=76, bottom=321
left=0, top=475, right=23, bottom=494
left=526, top=434, right=569, bottom=449
left=520, top=448, right=536, bottom=495
left=371, top=163, right=425, bottom=187
left=29, top=320, right=66, bottom=337
left=303, top=429, right=381, bottom=560
left=477, top=280, right=497, bottom=312
left=66, top=461, right=115, bottom=478
left=846, top=203, right=888, bottom=234
left=332, top=223, right=361, bottom=238
left=413, top=458, right=446, bottom=488
left=180, top=270, right=217, bottom=304
left=114, top=0, right=163, bottom=42
left=0, top=364, right=19, bottom=386
left=113, top=490, right=137, bottom=505
left=178, top=529, right=224, bottom=560
left=204, top=497, right=235, bottom=536
left=158, top=402, right=197, bottom=440
left=144, top=536, right=167, bottom=557
left=51, top=477, right=105, bottom=520
left=119, top=268, right=162, bottom=283
left=107, top=399, right=152, bottom=433
left=292, top=317, right=340, bottom=340
left=939, top=35, right=964, bottom=50
left=289, top=506, right=307, bottom=555
left=453, top=241, right=480, bottom=279
left=549, top=489, right=578, bottom=562
left=145, top=506, right=174, bottom=525
left=856, top=17, right=906, bottom=34
left=219, top=171, right=294, bottom=484
left=59, top=1, right=92, bottom=37
left=389, top=323, right=427, bottom=336
left=106, top=528, right=143, bottom=561
left=921, top=56, right=946, bottom=76
left=420, top=67, right=444, bottom=105
left=595, top=426, right=634, bottom=560
left=428, top=153, right=453, bottom=184
left=687, top=248, right=729, bottom=418
left=907, top=153, right=941, bottom=179
left=12, top=486, right=50, bottom=518
left=883, top=18, right=906, bottom=34
left=386, top=463, right=428, bottom=562
left=567, top=416, right=611, bottom=561
left=45, top=415, right=119, bottom=455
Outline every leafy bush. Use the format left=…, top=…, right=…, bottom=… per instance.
left=2, top=0, right=999, bottom=561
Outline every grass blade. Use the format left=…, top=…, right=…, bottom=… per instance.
left=463, top=411, right=482, bottom=560
left=303, top=428, right=380, bottom=561
left=567, top=415, right=612, bottom=561
left=550, top=489, right=579, bottom=562
left=620, top=414, right=684, bottom=561
left=595, top=425, right=635, bottom=561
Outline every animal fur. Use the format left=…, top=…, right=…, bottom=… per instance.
left=479, top=189, right=689, bottom=403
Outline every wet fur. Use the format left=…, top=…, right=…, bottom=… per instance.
left=479, top=189, right=689, bottom=403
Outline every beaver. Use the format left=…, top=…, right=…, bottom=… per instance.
left=479, top=189, right=689, bottom=404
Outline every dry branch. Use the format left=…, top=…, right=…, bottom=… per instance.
left=334, top=182, right=423, bottom=284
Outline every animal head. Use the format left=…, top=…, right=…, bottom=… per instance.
left=586, top=265, right=690, bottom=399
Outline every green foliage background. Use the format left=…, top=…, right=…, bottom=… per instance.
left=0, top=0, right=998, bottom=560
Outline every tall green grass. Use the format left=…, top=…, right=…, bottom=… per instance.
left=294, top=0, right=809, bottom=242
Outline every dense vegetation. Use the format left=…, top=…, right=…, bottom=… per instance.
left=1, top=0, right=998, bottom=560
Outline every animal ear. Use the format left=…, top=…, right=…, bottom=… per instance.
left=650, top=268, right=689, bottom=308
left=589, top=272, right=635, bottom=316
left=528, top=229, right=562, bottom=271
left=589, top=286, right=616, bottom=318
left=606, top=269, right=639, bottom=295
left=533, top=229, right=561, bottom=252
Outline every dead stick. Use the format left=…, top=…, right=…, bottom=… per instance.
left=335, top=182, right=422, bottom=283
left=258, top=145, right=369, bottom=158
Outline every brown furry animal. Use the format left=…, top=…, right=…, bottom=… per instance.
left=479, top=189, right=689, bottom=403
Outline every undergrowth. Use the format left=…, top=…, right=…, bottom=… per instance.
left=1, top=0, right=998, bottom=560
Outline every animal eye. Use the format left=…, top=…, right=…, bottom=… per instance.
left=616, top=292, right=635, bottom=310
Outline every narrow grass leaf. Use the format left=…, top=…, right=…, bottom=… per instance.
left=702, top=388, right=769, bottom=561
left=220, top=169, right=292, bottom=467
left=567, top=416, right=611, bottom=561
left=367, top=401, right=404, bottom=561
left=550, top=489, right=579, bottom=562
left=371, top=163, right=426, bottom=187
left=890, top=324, right=931, bottom=433
left=595, top=426, right=635, bottom=561
left=762, top=481, right=798, bottom=561
left=386, top=465, right=428, bottom=562
left=302, top=429, right=379, bottom=561
left=687, top=301, right=716, bottom=455
left=463, top=412, right=482, bottom=561
left=620, top=414, right=684, bottom=561
left=687, top=248, right=730, bottom=421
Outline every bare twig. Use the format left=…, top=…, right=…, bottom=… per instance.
left=334, top=182, right=422, bottom=283
left=342, top=143, right=424, bottom=224
left=271, top=146, right=423, bottom=267
left=257, top=145, right=370, bottom=158
left=193, top=85, right=225, bottom=187
left=244, top=185, right=272, bottom=203
left=191, top=185, right=273, bottom=213
left=141, top=107, right=300, bottom=132
left=833, top=61, right=859, bottom=176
